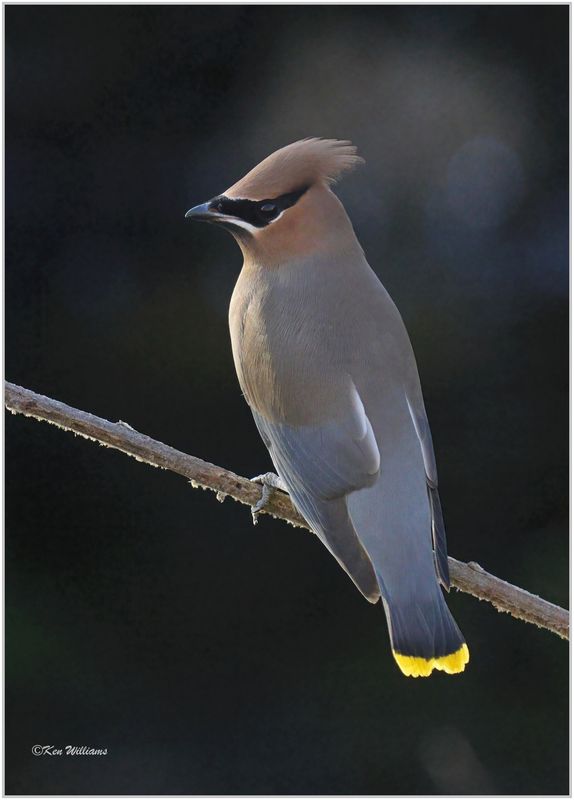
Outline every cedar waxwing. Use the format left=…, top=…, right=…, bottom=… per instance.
left=185, top=138, right=469, bottom=677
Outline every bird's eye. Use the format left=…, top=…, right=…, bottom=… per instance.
left=260, top=203, right=278, bottom=219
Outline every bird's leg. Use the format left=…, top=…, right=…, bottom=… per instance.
left=250, top=472, right=289, bottom=524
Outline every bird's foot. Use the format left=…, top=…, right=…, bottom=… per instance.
left=250, top=472, right=288, bottom=525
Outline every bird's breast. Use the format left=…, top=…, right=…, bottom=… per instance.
left=227, top=257, right=413, bottom=428
left=228, top=266, right=357, bottom=425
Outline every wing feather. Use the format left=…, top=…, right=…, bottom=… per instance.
left=405, top=392, right=450, bottom=589
left=251, top=384, right=381, bottom=601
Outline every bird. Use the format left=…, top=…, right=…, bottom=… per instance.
left=185, top=138, right=469, bottom=677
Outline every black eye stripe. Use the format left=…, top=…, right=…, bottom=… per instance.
left=209, top=186, right=308, bottom=228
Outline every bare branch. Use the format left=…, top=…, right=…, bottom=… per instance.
left=5, top=381, right=569, bottom=641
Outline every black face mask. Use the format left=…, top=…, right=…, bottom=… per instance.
left=209, top=185, right=309, bottom=228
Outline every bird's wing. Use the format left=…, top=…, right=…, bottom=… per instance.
left=254, top=383, right=380, bottom=501
left=405, top=391, right=450, bottom=589
left=251, top=383, right=381, bottom=601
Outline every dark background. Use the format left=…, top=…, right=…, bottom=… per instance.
left=5, top=5, right=569, bottom=795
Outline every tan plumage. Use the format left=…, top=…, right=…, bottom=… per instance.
left=226, top=138, right=364, bottom=199
left=186, top=138, right=469, bottom=677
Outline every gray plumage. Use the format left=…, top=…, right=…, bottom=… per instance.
left=186, top=138, right=469, bottom=677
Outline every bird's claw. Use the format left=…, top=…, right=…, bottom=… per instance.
left=250, top=472, right=288, bottom=525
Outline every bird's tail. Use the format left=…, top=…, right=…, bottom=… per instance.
left=380, top=583, right=469, bottom=678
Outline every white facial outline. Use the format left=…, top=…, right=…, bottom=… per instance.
left=212, top=201, right=288, bottom=234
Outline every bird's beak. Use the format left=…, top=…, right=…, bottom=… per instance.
left=184, top=202, right=214, bottom=222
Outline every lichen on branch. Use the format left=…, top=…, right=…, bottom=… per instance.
left=5, top=381, right=569, bottom=641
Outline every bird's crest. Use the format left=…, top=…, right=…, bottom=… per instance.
left=226, top=138, right=364, bottom=200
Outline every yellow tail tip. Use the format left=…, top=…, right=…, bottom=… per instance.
left=393, top=643, right=470, bottom=678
